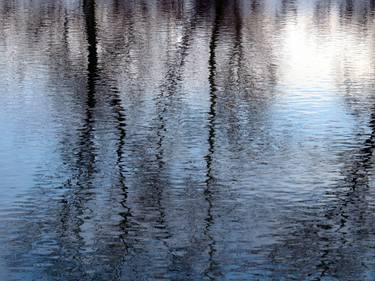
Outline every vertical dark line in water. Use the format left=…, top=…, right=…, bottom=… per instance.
left=52, top=1, right=99, bottom=276
left=204, top=1, right=224, bottom=279
left=82, top=0, right=133, bottom=273
left=83, top=1, right=134, bottom=274
left=63, top=9, right=69, bottom=48
left=84, top=0, right=97, bottom=110
left=109, top=88, right=133, bottom=253
left=103, top=87, right=135, bottom=281
left=77, top=0, right=97, bottom=180
left=113, top=0, right=120, bottom=13
left=70, top=0, right=98, bottom=227
left=96, top=41, right=135, bottom=275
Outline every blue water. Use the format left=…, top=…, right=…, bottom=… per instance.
left=1, top=0, right=375, bottom=280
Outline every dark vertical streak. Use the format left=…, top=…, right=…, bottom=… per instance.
left=76, top=0, right=97, bottom=183
left=63, top=9, right=69, bottom=49
left=84, top=0, right=98, bottom=110
left=81, top=1, right=135, bottom=276
left=53, top=1, right=99, bottom=278
left=84, top=0, right=133, bottom=258
left=204, top=1, right=224, bottom=279
left=110, top=89, right=132, bottom=251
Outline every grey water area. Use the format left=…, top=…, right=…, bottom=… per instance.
left=1, top=0, right=375, bottom=280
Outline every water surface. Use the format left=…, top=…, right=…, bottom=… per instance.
left=1, top=0, right=375, bottom=280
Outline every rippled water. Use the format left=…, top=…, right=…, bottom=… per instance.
left=1, top=0, right=375, bottom=280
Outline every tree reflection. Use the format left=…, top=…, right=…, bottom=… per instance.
left=203, top=0, right=224, bottom=279
left=1, top=0, right=375, bottom=280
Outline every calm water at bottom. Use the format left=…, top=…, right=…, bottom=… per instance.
left=1, top=0, right=375, bottom=280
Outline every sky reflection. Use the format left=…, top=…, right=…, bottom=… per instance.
left=1, top=0, right=375, bottom=280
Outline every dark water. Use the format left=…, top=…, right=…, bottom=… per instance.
left=1, top=0, right=375, bottom=280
